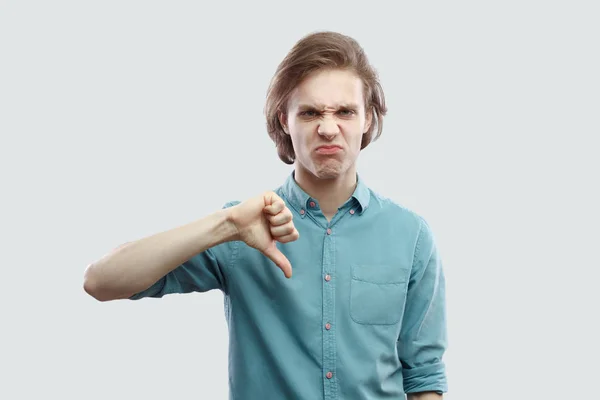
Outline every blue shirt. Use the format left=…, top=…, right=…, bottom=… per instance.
left=130, top=171, right=448, bottom=399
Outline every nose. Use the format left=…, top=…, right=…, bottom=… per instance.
left=317, top=116, right=340, bottom=138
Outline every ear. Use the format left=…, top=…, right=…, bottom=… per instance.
left=278, top=111, right=289, bottom=134
left=364, top=107, right=373, bottom=134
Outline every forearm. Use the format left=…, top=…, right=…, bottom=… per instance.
left=83, top=208, right=238, bottom=301
left=407, top=392, right=442, bottom=400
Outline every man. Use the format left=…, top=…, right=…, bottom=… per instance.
left=84, top=31, right=448, bottom=399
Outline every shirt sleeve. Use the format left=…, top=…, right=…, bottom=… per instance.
left=398, top=216, right=448, bottom=394
left=128, top=201, right=241, bottom=300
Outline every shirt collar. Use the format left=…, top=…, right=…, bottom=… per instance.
left=281, top=170, right=371, bottom=214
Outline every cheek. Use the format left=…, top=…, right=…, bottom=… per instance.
left=343, top=123, right=364, bottom=146
left=290, top=124, right=314, bottom=145
left=351, top=137, right=363, bottom=153
left=289, top=131, right=309, bottom=154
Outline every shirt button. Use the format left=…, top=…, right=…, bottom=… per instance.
left=324, top=274, right=331, bottom=282
left=300, top=209, right=305, bottom=215
left=309, top=201, right=316, bottom=208
left=326, top=372, right=333, bottom=379
left=349, top=209, right=355, bottom=215
left=325, top=323, right=331, bottom=330
left=326, top=228, right=332, bottom=235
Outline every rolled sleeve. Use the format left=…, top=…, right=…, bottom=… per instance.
left=398, top=217, right=448, bottom=394
left=128, top=242, right=236, bottom=299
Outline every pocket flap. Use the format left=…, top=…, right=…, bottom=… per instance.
left=352, top=264, right=407, bottom=285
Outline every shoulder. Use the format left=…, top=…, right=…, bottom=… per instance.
left=368, top=190, right=439, bottom=265
left=367, top=189, right=430, bottom=233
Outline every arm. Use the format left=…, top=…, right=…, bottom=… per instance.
left=83, top=207, right=238, bottom=302
left=398, top=217, right=448, bottom=395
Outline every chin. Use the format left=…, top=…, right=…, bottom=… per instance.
left=312, top=162, right=346, bottom=180
left=299, top=156, right=353, bottom=181
left=314, top=170, right=341, bottom=180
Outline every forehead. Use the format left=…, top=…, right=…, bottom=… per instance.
left=288, top=69, right=365, bottom=110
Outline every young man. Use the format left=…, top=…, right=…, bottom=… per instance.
left=84, top=31, right=448, bottom=399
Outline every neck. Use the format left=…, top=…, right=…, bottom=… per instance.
left=294, top=166, right=357, bottom=219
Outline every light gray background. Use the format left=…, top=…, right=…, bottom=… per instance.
left=1, top=1, right=598, bottom=399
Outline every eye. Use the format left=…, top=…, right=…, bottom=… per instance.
left=338, top=109, right=356, bottom=116
left=299, top=110, right=318, bottom=117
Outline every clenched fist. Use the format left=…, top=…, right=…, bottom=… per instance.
left=229, top=191, right=299, bottom=278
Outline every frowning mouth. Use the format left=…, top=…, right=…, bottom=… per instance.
left=315, top=145, right=342, bottom=155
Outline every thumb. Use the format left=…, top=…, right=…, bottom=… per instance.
left=261, top=241, right=292, bottom=279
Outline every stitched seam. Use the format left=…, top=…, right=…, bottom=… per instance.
left=350, top=278, right=403, bottom=285
left=416, top=254, right=438, bottom=340
left=228, top=237, right=240, bottom=270
left=412, top=218, right=424, bottom=272
left=414, top=218, right=437, bottom=340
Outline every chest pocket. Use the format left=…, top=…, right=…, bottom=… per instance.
left=350, top=264, right=409, bottom=325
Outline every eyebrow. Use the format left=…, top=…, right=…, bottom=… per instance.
left=297, top=103, right=360, bottom=111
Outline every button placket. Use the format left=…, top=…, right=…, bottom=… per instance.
left=322, top=221, right=336, bottom=398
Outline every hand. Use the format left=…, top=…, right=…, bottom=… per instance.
left=229, top=191, right=299, bottom=278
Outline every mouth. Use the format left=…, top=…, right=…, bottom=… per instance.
left=315, top=145, right=342, bottom=155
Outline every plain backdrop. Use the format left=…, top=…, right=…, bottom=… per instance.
left=1, top=1, right=598, bottom=399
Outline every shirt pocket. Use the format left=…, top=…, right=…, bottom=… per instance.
left=350, top=264, right=409, bottom=325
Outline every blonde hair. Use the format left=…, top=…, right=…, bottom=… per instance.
left=265, top=31, right=387, bottom=164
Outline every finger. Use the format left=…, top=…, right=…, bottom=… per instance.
left=267, top=209, right=293, bottom=226
left=264, top=200, right=286, bottom=216
left=263, top=192, right=286, bottom=216
left=261, top=242, right=293, bottom=278
left=275, top=229, right=300, bottom=244
left=263, top=191, right=282, bottom=206
left=270, top=222, right=296, bottom=238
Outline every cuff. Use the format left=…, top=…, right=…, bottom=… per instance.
left=403, top=361, right=448, bottom=394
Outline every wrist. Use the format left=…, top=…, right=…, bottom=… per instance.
left=223, top=206, right=241, bottom=242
